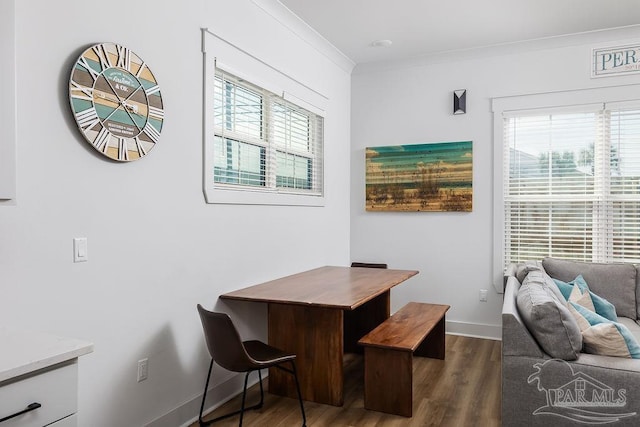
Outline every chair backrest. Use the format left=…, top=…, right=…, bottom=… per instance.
left=197, top=304, right=253, bottom=372
left=351, top=262, right=388, bottom=269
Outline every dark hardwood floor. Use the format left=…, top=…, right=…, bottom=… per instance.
left=192, top=335, right=501, bottom=427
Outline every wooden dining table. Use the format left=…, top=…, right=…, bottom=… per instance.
left=219, top=265, right=419, bottom=406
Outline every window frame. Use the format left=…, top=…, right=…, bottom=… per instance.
left=202, top=29, right=326, bottom=207
left=492, top=85, right=640, bottom=292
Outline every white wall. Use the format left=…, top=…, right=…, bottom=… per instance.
left=351, top=27, right=640, bottom=339
left=0, top=1, right=352, bottom=426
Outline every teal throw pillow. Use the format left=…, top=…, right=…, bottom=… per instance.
left=553, top=275, right=618, bottom=322
left=569, top=302, right=640, bottom=359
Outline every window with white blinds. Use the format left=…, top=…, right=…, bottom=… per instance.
left=202, top=29, right=327, bottom=205
left=211, top=70, right=323, bottom=198
left=502, top=102, right=640, bottom=266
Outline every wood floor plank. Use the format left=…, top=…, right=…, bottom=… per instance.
left=194, top=335, right=501, bottom=427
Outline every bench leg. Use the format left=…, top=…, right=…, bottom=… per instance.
left=415, top=315, right=446, bottom=359
left=363, top=347, right=413, bottom=417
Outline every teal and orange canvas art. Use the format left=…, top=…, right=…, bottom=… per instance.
left=366, top=141, right=473, bottom=212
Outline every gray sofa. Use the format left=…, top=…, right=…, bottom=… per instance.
left=502, top=257, right=640, bottom=426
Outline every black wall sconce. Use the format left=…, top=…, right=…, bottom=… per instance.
left=453, top=89, right=466, bottom=115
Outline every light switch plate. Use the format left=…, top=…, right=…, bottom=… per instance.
left=73, top=237, right=88, bottom=262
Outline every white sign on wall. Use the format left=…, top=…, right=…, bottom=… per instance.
left=592, top=43, right=640, bottom=78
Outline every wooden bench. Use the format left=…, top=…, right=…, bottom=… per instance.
left=357, top=302, right=450, bottom=417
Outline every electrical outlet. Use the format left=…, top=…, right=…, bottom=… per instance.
left=137, top=358, right=148, bottom=382
left=479, top=289, right=488, bottom=302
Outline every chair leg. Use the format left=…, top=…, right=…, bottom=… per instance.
left=273, top=362, right=307, bottom=426
left=199, top=359, right=214, bottom=426
left=257, top=369, right=264, bottom=409
left=238, top=371, right=250, bottom=426
left=291, top=361, right=307, bottom=427
left=199, top=368, right=266, bottom=426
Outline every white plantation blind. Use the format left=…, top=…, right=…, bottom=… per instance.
left=212, top=70, right=323, bottom=197
left=214, top=73, right=266, bottom=187
left=273, top=99, right=323, bottom=191
left=503, top=101, right=640, bottom=266
left=609, top=105, right=640, bottom=260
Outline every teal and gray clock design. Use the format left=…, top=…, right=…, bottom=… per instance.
left=69, top=42, right=164, bottom=161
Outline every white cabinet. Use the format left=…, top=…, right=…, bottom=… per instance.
left=0, top=362, right=76, bottom=426
left=0, top=0, right=16, bottom=201
left=52, top=415, right=78, bottom=427
left=0, top=329, right=93, bottom=427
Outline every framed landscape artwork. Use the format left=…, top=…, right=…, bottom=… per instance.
left=365, top=141, right=473, bottom=212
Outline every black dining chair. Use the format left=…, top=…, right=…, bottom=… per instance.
left=351, top=262, right=388, bottom=269
left=196, top=304, right=306, bottom=426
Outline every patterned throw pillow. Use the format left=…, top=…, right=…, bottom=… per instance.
left=568, top=284, right=596, bottom=313
left=553, top=275, right=618, bottom=322
left=568, top=302, right=640, bottom=359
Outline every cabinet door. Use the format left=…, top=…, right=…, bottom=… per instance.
left=0, top=0, right=16, bottom=201
left=51, top=414, right=77, bottom=427
left=0, top=361, right=77, bottom=427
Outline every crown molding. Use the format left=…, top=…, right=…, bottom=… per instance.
left=251, top=0, right=355, bottom=73
left=354, top=25, right=640, bottom=75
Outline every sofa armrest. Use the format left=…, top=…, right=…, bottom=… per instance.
left=502, top=276, right=545, bottom=358
left=503, top=263, right=518, bottom=291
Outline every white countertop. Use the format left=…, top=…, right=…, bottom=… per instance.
left=0, top=328, right=93, bottom=382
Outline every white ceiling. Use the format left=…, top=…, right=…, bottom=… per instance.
left=279, top=0, right=640, bottom=65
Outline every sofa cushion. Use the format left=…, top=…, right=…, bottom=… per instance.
left=543, top=257, right=637, bottom=319
left=568, top=302, right=640, bottom=359
left=618, top=317, right=640, bottom=344
left=516, top=270, right=582, bottom=360
left=554, top=275, right=618, bottom=321
left=515, top=260, right=545, bottom=284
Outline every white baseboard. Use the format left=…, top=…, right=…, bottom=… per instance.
left=446, top=320, right=502, bottom=341
left=145, top=371, right=262, bottom=427
left=148, top=321, right=501, bottom=426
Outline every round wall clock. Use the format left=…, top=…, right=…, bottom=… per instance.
left=69, top=42, right=164, bottom=161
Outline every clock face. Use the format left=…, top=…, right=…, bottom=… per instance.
left=69, top=43, right=164, bottom=161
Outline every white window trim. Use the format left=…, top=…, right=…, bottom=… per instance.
left=201, top=28, right=327, bottom=206
left=0, top=0, right=16, bottom=203
left=491, top=84, right=640, bottom=293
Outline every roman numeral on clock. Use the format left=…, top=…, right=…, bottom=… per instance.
left=78, top=56, right=100, bottom=81
left=145, top=85, right=160, bottom=96
left=134, top=136, right=147, bottom=157
left=118, top=138, right=129, bottom=161
left=143, top=123, right=161, bottom=143
left=92, top=127, right=111, bottom=153
left=148, top=106, right=164, bottom=120
left=93, top=44, right=113, bottom=70
left=70, top=81, right=94, bottom=102
left=116, top=45, right=131, bottom=70
left=135, top=62, right=147, bottom=78
left=75, top=107, right=100, bottom=131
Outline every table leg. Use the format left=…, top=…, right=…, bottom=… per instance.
left=344, top=291, right=390, bottom=354
left=268, top=303, right=344, bottom=406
